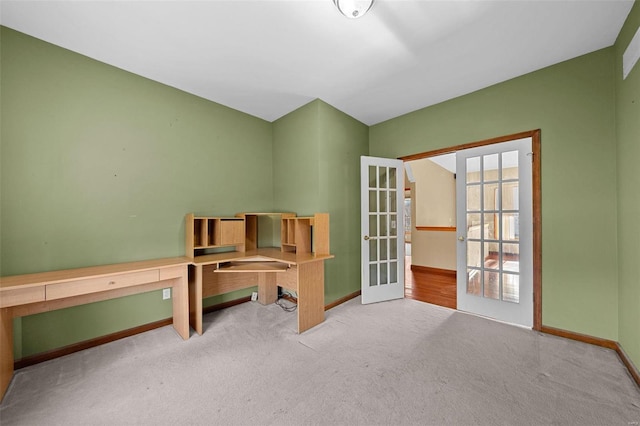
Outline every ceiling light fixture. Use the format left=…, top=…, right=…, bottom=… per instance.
left=333, top=0, right=374, bottom=19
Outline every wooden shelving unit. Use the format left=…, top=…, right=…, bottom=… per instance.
left=281, top=213, right=330, bottom=255
left=236, top=212, right=295, bottom=251
left=186, top=212, right=329, bottom=258
left=185, top=214, right=245, bottom=257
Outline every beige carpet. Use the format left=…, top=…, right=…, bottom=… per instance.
left=1, top=297, right=639, bottom=425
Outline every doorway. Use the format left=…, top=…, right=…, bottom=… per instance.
left=400, top=130, right=542, bottom=330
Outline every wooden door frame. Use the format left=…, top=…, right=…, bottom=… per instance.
left=399, top=129, right=542, bottom=330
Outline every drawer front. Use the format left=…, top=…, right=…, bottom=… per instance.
left=46, top=270, right=160, bottom=300
left=0, top=286, right=46, bottom=308
left=159, top=265, right=185, bottom=281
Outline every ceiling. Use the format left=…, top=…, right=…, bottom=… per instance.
left=0, top=0, right=634, bottom=125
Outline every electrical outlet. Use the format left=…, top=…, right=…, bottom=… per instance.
left=251, top=291, right=258, bottom=302
left=162, top=288, right=171, bottom=300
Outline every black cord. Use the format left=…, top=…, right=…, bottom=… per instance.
left=276, top=291, right=297, bottom=312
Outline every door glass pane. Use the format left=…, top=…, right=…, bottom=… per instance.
left=467, top=241, right=482, bottom=268
left=379, top=167, right=388, bottom=189
left=502, top=182, right=519, bottom=210
left=389, top=190, right=397, bottom=212
left=369, top=166, right=377, bottom=188
left=389, top=262, right=397, bottom=284
left=389, top=238, right=397, bottom=260
left=379, top=190, right=387, bottom=212
left=467, top=269, right=481, bottom=295
left=483, top=213, right=499, bottom=240
left=380, top=239, right=388, bottom=261
left=379, top=215, right=388, bottom=236
left=484, top=247, right=499, bottom=270
left=503, top=244, right=519, bottom=272
left=390, top=214, right=397, bottom=236
left=502, top=273, right=519, bottom=303
left=369, top=215, right=377, bottom=237
left=369, top=264, right=378, bottom=287
left=369, top=190, right=377, bottom=213
left=467, top=185, right=480, bottom=211
left=502, top=151, right=519, bottom=180
left=467, top=157, right=481, bottom=183
left=483, top=154, right=499, bottom=181
left=466, top=213, right=481, bottom=234
left=380, top=263, right=388, bottom=285
left=369, top=239, right=377, bottom=262
left=483, top=182, right=499, bottom=211
left=503, top=213, right=519, bottom=241
left=389, top=167, right=396, bottom=189
left=483, top=271, right=499, bottom=300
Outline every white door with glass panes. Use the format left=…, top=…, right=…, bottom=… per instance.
left=361, top=156, right=405, bottom=304
left=456, top=138, right=533, bottom=327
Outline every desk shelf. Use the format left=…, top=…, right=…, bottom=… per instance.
left=186, top=214, right=245, bottom=256
left=187, top=212, right=329, bottom=257
left=281, top=213, right=330, bottom=255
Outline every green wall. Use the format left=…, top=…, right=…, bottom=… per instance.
left=1, top=27, right=274, bottom=357
left=273, top=100, right=369, bottom=303
left=615, top=2, right=640, bottom=370
left=2, top=8, right=638, bottom=372
left=370, top=47, right=620, bottom=341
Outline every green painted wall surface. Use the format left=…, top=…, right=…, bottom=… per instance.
left=615, top=1, right=640, bottom=370
left=370, top=48, right=619, bottom=340
left=273, top=100, right=369, bottom=303
left=1, top=27, right=273, bottom=357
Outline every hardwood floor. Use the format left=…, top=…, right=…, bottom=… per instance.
left=405, top=256, right=457, bottom=309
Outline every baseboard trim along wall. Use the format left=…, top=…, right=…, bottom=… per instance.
left=325, top=290, right=361, bottom=311
left=541, top=325, right=640, bottom=388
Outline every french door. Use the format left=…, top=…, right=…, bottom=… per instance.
left=360, top=156, right=405, bottom=304
left=456, top=138, right=533, bottom=327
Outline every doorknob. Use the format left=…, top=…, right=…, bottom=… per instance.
left=458, top=236, right=465, bottom=241
left=364, top=235, right=370, bottom=241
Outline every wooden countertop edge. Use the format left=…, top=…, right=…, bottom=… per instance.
left=1, top=249, right=335, bottom=290
left=0, top=257, right=192, bottom=289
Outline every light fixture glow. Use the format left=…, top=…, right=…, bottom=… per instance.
left=333, top=0, right=374, bottom=19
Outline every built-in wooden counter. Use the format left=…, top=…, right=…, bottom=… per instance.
left=0, top=257, right=192, bottom=400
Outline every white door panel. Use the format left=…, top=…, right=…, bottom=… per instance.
left=456, top=138, right=533, bottom=327
left=361, top=156, right=405, bottom=304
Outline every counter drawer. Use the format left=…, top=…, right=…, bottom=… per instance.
left=159, top=265, right=185, bottom=281
left=46, top=270, right=160, bottom=300
left=0, top=286, right=46, bottom=308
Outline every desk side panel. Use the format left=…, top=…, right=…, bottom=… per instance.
left=0, top=308, right=13, bottom=400
left=297, top=261, right=325, bottom=333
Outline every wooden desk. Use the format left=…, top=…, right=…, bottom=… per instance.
left=0, top=257, right=191, bottom=400
left=189, top=248, right=333, bottom=335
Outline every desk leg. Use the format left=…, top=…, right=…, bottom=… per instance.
left=0, top=308, right=13, bottom=400
left=297, top=261, right=325, bottom=333
left=171, top=268, right=190, bottom=340
left=189, top=265, right=204, bottom=335
left=257, top=272, right=277, bottom=305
